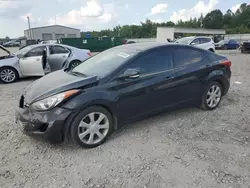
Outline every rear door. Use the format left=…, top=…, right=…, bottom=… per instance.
left=47, top=45, right=70, bottom=71
left=171, top=46, right=210, bottom=103
left=116, top=48, right=176, bottom=121
left=197, top=38, right=212, bottom=50
left=19, top=46, right=46, bottom=76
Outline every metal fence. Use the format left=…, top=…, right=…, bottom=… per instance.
left=127, top=34, right=250, bottom=43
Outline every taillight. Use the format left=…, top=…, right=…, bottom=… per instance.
left=220, top=60, right=232, bottom=67
left=87, top=52, right=92, bottom=57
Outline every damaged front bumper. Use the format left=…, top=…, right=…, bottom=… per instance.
left=15, top=99, right=72, bottom=143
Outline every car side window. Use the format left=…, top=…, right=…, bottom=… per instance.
left=50, top=46, right=69, bottom=54
left=191, top=38, right=200, bottom=45
left=125, top=49, right=172, bottom=75
left=25, top=47, right=45, bottom=57
left=200, top=38, right=211, bottom=44
left=173, top=47, right=203, bottom=67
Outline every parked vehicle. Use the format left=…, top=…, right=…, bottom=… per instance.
left=3, top=40, right=20, bottom=47
left=215, top=39, right=240, bottom=50
left=0, top=44, right=90, bottom=83
left=176, top=36, right=215, bottom=52
left=16, top=43, right=231, bottom=148
left=241, top=41, right=250, bottom=53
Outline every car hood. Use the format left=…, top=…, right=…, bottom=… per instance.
left=24, top=70, right=99, bottom=104
left=0, top=45, right=15, bottom=56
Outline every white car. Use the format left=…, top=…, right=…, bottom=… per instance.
left=176, top=36, right=215, bottom=52
left=0, top=44, right=91, bottom=83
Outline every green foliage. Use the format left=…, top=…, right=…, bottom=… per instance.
left=80, top=3, right=250, bottom=38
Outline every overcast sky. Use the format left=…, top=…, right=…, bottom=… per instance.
left=0, top=0, right=246, bottom=38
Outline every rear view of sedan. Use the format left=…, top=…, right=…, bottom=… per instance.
left=16, top=43, right=231, bottom=148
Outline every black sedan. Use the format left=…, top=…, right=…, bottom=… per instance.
left=16, top=43, right=231, bottom=148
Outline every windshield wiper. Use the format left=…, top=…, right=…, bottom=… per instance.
left=70, top=71, right=87, bottom=77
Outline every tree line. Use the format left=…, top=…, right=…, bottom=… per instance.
left=81, top=3, right=250, bottom=38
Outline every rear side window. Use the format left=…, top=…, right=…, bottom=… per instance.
left=126, top=49, right=172, bottom=75
left=50, top=46, right=69, bottom=54
left=173, top=47, right=203, bottom=67
left=200, top=38, right=211, bottom=44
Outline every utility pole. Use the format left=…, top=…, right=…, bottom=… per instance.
left=27, top=16, right=32, bottom=39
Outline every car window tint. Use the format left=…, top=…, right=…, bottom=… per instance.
left=26, top=46, right=45, bottom=57
left=50, top=46, right=69, bottom=54
left=126, top=49, right=172, bottom=75
left=173, top=48, right=203, bottom=67
left=200, top=38, right=211, bottom=44
left=191, top=38, right=200, bottom=45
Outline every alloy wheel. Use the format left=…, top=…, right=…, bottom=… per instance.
left=78, top=112, right=109, bottom=145
left=0, top=69, right=16, bottom=83
left=206, top=85, right=222, bottom=108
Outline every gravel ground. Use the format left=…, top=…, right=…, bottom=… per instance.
left=0, top=50, right=250, bottom=188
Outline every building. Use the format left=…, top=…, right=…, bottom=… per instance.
left=24, top=25, right=81, bottom=41
left=157, top=27, right=226, bottom=41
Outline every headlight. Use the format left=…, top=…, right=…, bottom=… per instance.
left=31, top=90, right=79, bottom=111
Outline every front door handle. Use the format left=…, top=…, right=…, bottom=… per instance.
left=62, top=55, right=66, bottom=58
left=165, top=76, right=174, bottom=80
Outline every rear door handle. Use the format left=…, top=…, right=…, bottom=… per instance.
left=36, top=58, right=40, bottom=61
left=165, top=76, right=174, bottom=80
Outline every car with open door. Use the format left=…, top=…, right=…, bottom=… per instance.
left=16, top=43, right=231, bottom=148
left=0, top=44, right=90, bottom=83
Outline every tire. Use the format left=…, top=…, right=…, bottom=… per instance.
left=209, top=48, right=214, bottom=53
left=69, top=60, right=82, bottom=70
left=70, top=106, right=114, bottom=148
left=201, top=81, right=223, bottom=110
left=0, top=67, right=18, bottom=83
left=223, top=45, right=228, bottom=50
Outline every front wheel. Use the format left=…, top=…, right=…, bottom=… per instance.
left=201, top=82, right=223, bottom=110
left=70, top=106, right=114, bottom=148
left=0, top=67, right=18, bottom=83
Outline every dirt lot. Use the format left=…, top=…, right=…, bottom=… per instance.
left=0, top=50, right=250, bottom=188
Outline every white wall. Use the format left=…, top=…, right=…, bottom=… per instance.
left=224, top=34, right=250, bottom=42
left=157, top=28, right=175, bottom=41
left=25, top=25, right=80, bottom=40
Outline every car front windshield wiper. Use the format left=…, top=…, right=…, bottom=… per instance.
left=70, top=70, right=87, bottom=77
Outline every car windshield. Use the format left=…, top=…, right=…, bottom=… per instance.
left=176, top=37, right=194, bottom=45
left=72, top=47, right=137, bottom=78
left=15, top=46, right=32, bottom=55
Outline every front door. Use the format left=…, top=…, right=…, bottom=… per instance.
left=116, top=48, right=176, bottom=122
left=19, top=46, right=46, bottom=76
left=47, top=45, right=70, bottom=72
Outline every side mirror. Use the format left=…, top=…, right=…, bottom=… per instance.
left=190, top=42, right=196, bottom=46
left=118, top=68, right=140, bottom=79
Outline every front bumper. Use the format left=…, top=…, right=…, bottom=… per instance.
left=15, top=105, right=72, bottom=143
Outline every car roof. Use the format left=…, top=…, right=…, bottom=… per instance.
left=110, top=42, right=196, bottom=53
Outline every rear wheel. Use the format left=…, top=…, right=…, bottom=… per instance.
left=209, top=48, right=215, bottom=53
left=0, top=67, right=18, bottom=83
left=201, top=81, right=223, bottom=110
left=70, top=106, right=114, bottom=148
left=223, top=45, right=228, bottom=50
left=69, top=60, right=82, bottom=70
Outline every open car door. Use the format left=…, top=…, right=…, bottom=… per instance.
left=47, top=45, right=70, bottom=72
left=19, top=46, right=46, bottom=76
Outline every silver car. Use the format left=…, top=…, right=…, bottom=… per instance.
left=0, top=44, right=90, bottom=83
